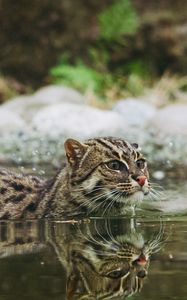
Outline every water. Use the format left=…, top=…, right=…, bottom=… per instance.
left=0, top=216, right=187, bottom=300
left=0, top=163, right=187, bottom=299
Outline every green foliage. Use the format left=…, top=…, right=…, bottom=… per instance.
left=122, top=59, right=150, bottom=78
left=50, top=58, right=149, bottom=101
left=51, top=60, right=104, bottom=94
left=50, top=1, right=148, bottom=102
left=98, top=0, right=139, bottom=41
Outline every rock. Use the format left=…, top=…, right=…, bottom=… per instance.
left=145, top=104, right=187, bottom=166
left=32, top=103, right=126, bottom=139
left=2, top=95, right=36, bottom=121
left=0, top=108, right=26, bottom=134
left=113, top=98, right=156, bottom=128
left=1, top=91, right=187, bottom=168
left=149, top=104, right=187, bottom=137
left=143, top=187, right=187, bottom=214
left=2, top=85, right=86, bottom=122
left=152, top=170, right=165, bottom=180
left=35, top=85, right=86, bottom=104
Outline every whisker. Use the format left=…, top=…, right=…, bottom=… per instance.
left=72, top=240, right=115, bottom=256
left=149, top=181, right=165, bottom=190
left=102, top=191, right=119, bottom=216
left=148, top=191, right=160, bottom=201
left=93, top=220, right=112, bottom=246
left=88, top=198, right=106, bottom=214
left=72, top=188, right=107, bottom=212
left=104, top=219, right=121, bottom=247
left=150, top=188, right=165, bottom=198
left=76, top=226, right=107, bottom=248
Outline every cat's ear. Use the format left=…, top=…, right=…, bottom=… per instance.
left=66, top=270, right=85, bottom=299
left=66, top=271, right=78, bottom=299
left=64, top=138, right=87, bottom=166
left=131, top=143, right=139, bottom=149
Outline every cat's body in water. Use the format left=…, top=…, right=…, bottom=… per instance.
left=0, top=137, right=150, bottom=219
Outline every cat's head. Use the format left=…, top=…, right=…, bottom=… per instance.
left=66, top=249, right=149, bottom=300
left=64, top=137, right=150, bottom=213
left=65, top=223, right=153, bottom=300
left=52, top=219, right=164, bottom=300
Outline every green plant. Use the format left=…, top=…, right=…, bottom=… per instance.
left=48, top=1, right=186, bottom=106
left=49, top=1, right=150, bottom=102
left=122, top=59, right=150, bottom=78
left=98, top=0, right=139, bottom=41
left=50, top=57, right=151, bottom=103
left=51, top=60, right=104, bottom=94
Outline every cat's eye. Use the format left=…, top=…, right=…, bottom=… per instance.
left=106, top=268, right=129, bottom=279
left=105, top=160, right=126, bottom=171
left=136, top=159, right=146, bottom=169
left=107, top=160, right=120, bottom=170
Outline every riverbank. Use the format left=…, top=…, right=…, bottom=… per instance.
left=0, top=84, right=187, bottom=173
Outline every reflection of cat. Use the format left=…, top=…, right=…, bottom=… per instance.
left=0, top=219, right=163, bottom=299
left=49, top=219, right=163, bottom=299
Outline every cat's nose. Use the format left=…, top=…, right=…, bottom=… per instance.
left=136, top=175, right=146, bottom=186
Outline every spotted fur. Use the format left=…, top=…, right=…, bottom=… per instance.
left=0, top=137, right=150, bottom=219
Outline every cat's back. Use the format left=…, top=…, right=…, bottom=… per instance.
left=0, top=168, right=45, bottom=219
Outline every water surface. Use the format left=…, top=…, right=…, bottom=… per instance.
left=0, top=164, right=187, bottom=299
left=0, top=216, right=187, bottom=300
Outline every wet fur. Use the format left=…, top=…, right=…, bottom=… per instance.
left=0, top=137, right=150, bottom=219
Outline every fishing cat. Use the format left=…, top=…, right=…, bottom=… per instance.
left=0, top=137, right=150, bottom=219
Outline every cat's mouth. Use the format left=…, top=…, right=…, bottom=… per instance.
left=116, top=191, right=145, bottom=206
left=108, top=186, right=150, bottom=206
left=113, top=186, right=150, bottom=197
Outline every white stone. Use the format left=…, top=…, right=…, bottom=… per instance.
left=0, top=108, right=26, bottom=134
left=113, top=98, right=156, bottom=127
left=35, top=85, right=86, bottom=104
left=143, top=189, right=187, bottom=214
left=2, top=95, right=47, bottom=122
left=3, top=85, right=86, bottom=122
left=152, top=170, right=165, bottom=180
left=32, top=103, right=126, bottom=139
left=149, top=104, right=187, bottom=137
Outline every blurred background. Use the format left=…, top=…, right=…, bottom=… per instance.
left=1, top=0, right=187, bottom=102
left=0, top=0, right=187, bottom=180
